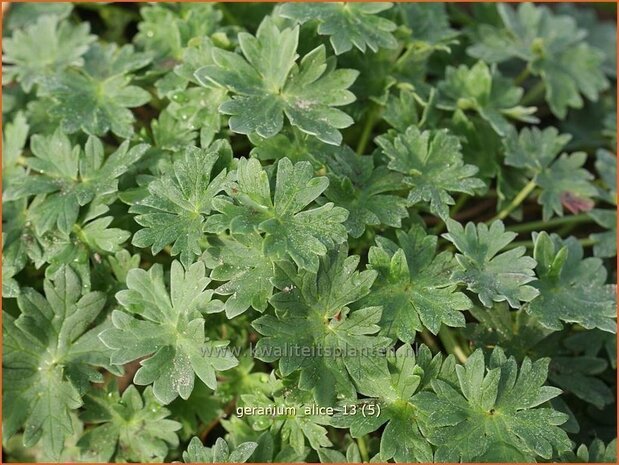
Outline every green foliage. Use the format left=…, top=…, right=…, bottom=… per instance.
left=2, top=3, right=616, bottom=463
left=40, top=43, right=152, bottom=138
left=183, top=437, right=257, bottom=463
left=3, top=14, right=95, bottom=92
left=468, top=3, right=609, bottom=118
left=363, top=225, right=471, bottom=339
left=444, top=219, right=539, bottom=308
left=437, top=61, right=538, bottom=136
left=208, top=157, right=349, bottom=272
left=195, top=17, right=358, bottom=145
left=529, top=232, right=616, bottom=332
left=99, top=261, right=238, bottom=404
left=78, top=382, right=181, bottom=462
left=3, top=266, right=119, bottom=461
left=505, top=127, right=597, bottom=220
left=415, top=348, right=572, bottom=462
left=279, top=2, right=397, bottom=55
left=376, top=126, right=485, bottom=220
left=253, top=248, right=388, bottom=405
left=131, top=144, right=230, bottom=266
left=5, top=131, right=148, bottom=235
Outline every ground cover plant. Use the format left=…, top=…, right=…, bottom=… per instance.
left=1, top=2, right=617, bottom=463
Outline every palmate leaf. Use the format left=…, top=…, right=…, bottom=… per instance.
left=2, top=266, right=119, bottom=461
left=332, top=344, right=451, bottom=463
left=3, top=14, right=96, bottom=92
left=468, top=3, right=609, bottom=118
left=40, top=43, right=152, bottom=138
left=135, top=3, right=222, bottom=61
left=466, top=306, right=615, bottom=410
left=3, top=130, right=148, bottom=235
left=249, top=128, right=335, bottom=169
left=183, top=437, right=257, bottom=464
left=2, top=111, right=29, bottom=183
left=78, top=382, right=181, bottom=462
left=561, top=438, right=617, bottom=463
left=131, top=144, right=230, bottom=267
left=415, top=348, right=572, bottom=462
left=202, top=232, right=276, bottom=318
left=208, top=157, right=348, bottom=273
left=444, top=219, right=539, bottom=308
left=240, top=389, right=333, bottom=456
left=99, top=261, right=238, bottom=404
left=395, top=3, right=459, bottom=50
left=4, top=2, right=73, bottom=31
left=376, top=126, right=484, bottom=220
left=360, top=225, right=471, bottom=341
left=437, top=61, right=538, bottom=136
left=529, top=232, right=616, bottom=333
left=252, top=248, right=390, bottom=405
left=505, top=126, right=597, bottom=220
left=589, top=149, right=617, bottom=257
left=321, top=146, right=408, bottom=238
left=195, top=17, right=358, bottom=145
left=279, top=2, right=397, bottom=55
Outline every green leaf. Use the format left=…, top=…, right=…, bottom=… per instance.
left=589, top=149, right=617, bottom=257
left=2, top=111, right=29, bottom=183
left=529, top=232, right=616, bottom=333
left=131, top=145, right=229, bottom=267
left=75, top=216, right=130, bottom=254
left=332, top=344, right=448, bottom=462
left=322, top=146, right=408, bottom=238
left=40, top=43, right=152, bottom=138
left=202, top=232, right=275, bottom=318
left=135, top=4, right=222, bottom=61
left=505, top=126, right=597, bottom=220
left=376, top=126, right=484, bottom=220
left=249, top=127, right=336, bottom=169
left=240, top=390, right=332, bottom=456
left=279, top=2, right=397, bottom=55
left=415, top=348, right=571, bottom=462
left=467, top=305, right=615, bottom=410
left=183, top=437, right=257, bottom=463
left=209, top=157, right=348, bottom=272
left=3, top=15, right=96, bottom=92
left=195, top=17, right=358, bottom=145
left=3, top=266, right=116, bottom=460
left=99, top=261, right=238, bottom=404
left=4, top=131, right=148, bottom=235
left=444, top=219, right=539, bottom=308
left=361, top=225, right=471, bottom=340
left=468, top=3, right=609, bottom=118
left=396, top=3, right=459, bottom=49
left=78, top=382, right=181, bottom=462
left=4, top=3, right=73, bottom=31
left=252, top=247, right=389, bottom=405
left=437, top=61, right=537, bottom=136
left=561, top=438, right=617, bottom=463
left=549, top=355, right=614, bottom=411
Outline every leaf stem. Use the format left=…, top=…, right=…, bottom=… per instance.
left=521, top=80, right=545, bottom=106
left=507, top=213, right=592, bottom=233
left=432, top=194, right=469, bottom=234
left=357, top=435, right=370, bottom=462
left=356, top=103, right=380, bottom=155
left=419, top=329, right=440, bottom=353
left=506, top=237, right=596, bottom=250
left=514, top=67, right=531, bottom=86
left=438, top=326, right=468, bottom=363
left=491, top=179, right=537, bottom=222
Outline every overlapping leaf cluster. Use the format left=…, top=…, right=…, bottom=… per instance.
left=2, top=2, right=616, bottom=463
